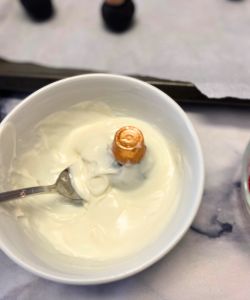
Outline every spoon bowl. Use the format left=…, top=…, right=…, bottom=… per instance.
left=0, top=166, right=84, bottom=204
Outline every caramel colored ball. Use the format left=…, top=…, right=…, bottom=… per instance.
left=112, top=126, right=146, bottom=164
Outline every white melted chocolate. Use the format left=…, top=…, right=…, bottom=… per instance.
left=8, top=102, right=183, bottom=260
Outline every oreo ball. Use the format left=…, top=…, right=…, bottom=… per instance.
left=20, top=0, right=54, bottom=22
left=101, top=0, right=135, bottom=32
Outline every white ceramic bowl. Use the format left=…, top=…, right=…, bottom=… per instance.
left=0, top=74, right=204, bottom=284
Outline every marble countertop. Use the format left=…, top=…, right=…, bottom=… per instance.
left=0, top=97, right=250, bottom=300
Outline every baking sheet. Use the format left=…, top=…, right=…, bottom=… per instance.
left=1, top=0, right=250, bottom=99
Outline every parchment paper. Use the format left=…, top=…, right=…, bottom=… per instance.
left=1, top=1, right=250, bottom=96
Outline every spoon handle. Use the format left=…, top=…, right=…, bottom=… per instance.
left=0, top=185, right=56, bottom=202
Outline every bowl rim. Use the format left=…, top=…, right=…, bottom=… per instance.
left=241, top=141, right=250, bottom=214
left=0, top=73, right=204, bottom=285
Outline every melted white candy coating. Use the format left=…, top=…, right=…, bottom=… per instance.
left=8, top=102, right=183, bottom=260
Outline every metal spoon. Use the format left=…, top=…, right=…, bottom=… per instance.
left=0, top=167, right=84, bottom=205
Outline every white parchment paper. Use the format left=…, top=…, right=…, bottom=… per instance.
left=1, top=0, right=250, bottom=98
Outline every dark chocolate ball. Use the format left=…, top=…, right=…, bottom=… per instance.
left=19, top=0, right=54, bottom=22
left=101, top=0, right=135, bottom=32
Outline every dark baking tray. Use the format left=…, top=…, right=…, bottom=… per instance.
left=0, top=59, right=249, bottom=107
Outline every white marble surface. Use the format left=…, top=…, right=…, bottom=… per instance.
left=0, top=98, right=250, bottom=299
left=1, top=0, right=250, bottom=98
